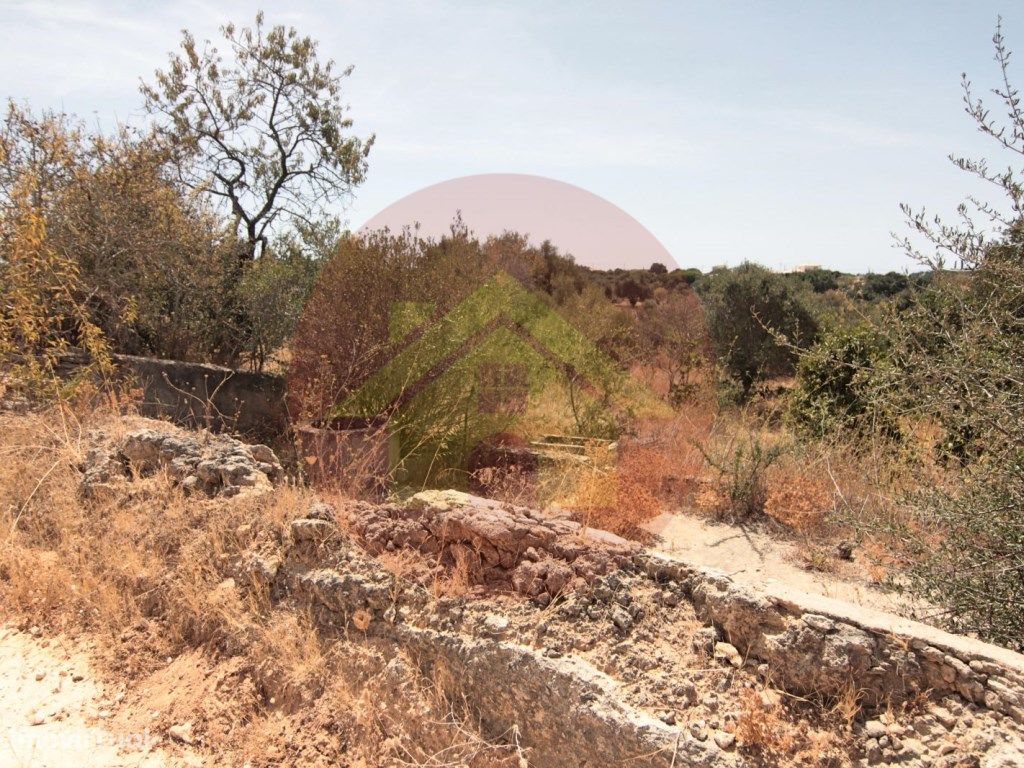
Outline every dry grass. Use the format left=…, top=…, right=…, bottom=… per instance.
left=677, top=400, right=949, bottom=585
left=734, top=686, right=851, bottom=767
left=556, top=407, right=711, bottom=539
left=0, top=400, right=521, bottom=767
left=763, top=458, right=833, bottom=534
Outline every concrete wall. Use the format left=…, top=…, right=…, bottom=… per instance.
left=114, top=354, right=288, bottom=440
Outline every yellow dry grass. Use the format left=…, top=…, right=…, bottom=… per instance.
left=0, top=400, right=521, bottom=767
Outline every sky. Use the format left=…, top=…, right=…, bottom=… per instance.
left=1, top=0, right=1022, bottom=272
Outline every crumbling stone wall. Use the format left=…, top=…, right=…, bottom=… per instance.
left=345, top=489, right=639, bottom=602
left=80, top=426, right=284, bottom=498
left=276, top=498, right=729, bottom=768
left=641, top=553, right=1024, bottom=719
left=73, top=418, right=1024, bottom=766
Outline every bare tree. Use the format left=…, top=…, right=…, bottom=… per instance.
left=141, top=12, right=374, bottom=262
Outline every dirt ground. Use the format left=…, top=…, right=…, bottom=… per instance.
left=0, top=626, right=200, bottom=768
left=645, top=511, right=919, bottom=616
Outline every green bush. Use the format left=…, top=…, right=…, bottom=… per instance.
left=873, top=24, right=1024, bottom=646
left=905, top=461, right=1024, bottom=650
left=698, top=263, right=819, bottom=398
left=697, top=433, right=788, bottom=522
left=788, top=325, right=892, bottom=438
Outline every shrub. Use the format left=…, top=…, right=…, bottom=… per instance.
left=636, top=289, right=708, bottom=406
left=905, top=461, right=1024, bottom=649
left=793, top=267, right=840, bottom=294
left=788, top=325, right=892, bottom=438
left=698, top=263, right=819, bottom=399
left=763, top=460, right=833, bottom=534
left=695, top=431, right=788, bottom=522
left=0, top=111, right=111, bottom=392
left=875, top=24, right=1024, bottom=646
left=859, top=271, right=908, bottom=302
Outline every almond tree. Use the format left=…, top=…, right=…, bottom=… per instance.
left=141, top=12, right=374, bottom=262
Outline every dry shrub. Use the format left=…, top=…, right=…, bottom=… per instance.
left=565, top=467, right=661, bottom=540
left=809, top=437, right=950, bottom=585
left=295, top=418, right=392, bottom=500
left=558, top=410, right=711, bottom=539
left=0, top=402, right=315, bottom=643
left=470, top=463, right=537, bottom=507
left=430, top=544, right=476, bottom=598
left=375, top=547, right=433, bottom=586
left=694, top=433, right=786, bottom=522
left=250, top=610, right=331, bottom=712
left=763, top=459, right=834, bottom=534
left=0, top=402, right=529, bottom=767
left=735, top=688, right=849, bottom=767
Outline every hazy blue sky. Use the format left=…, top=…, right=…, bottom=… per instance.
left=2, top=1, right=1021, bottom=271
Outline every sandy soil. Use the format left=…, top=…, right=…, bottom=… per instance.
left=645, top=511, right=918, bottom=615
left=0, top=626, right=195, bottom=768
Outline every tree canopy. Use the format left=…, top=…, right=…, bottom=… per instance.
left=141, top=12, right=374, bottom=261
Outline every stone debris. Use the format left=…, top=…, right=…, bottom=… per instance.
left=78, top=424, right=283, bottom=498
left=167, top=721, right=196, bottom=745
left=643, top=553, right=1024, bottom=718
left=263, top=491, right=1024, bottom=767
left=65, top=423, right=1024, bottom=766
left=343, top=489, right=639, bottom=600
left=713, top=641, right=743, bottom=668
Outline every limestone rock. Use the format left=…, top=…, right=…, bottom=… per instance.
left=344, top=490, right=638, bottom=600
left=80, top=426, right=283, bottom=498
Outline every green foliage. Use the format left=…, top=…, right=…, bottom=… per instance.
left=906, top=461, right=1024, bottom=650
left=666, top=267, right=702, bottom=288
left=698, top=433, right=788, bottom=522
left=238, top=231, right=328, bottom=371
left=698, top=263, right=819, bottom=398
left=859, top=271, right=909, bottom=302
left=875, top=23, right=1024, bottom=646
left=788, top=325, right=892, bottom=438
left=793, top=267, right=840, bottom=294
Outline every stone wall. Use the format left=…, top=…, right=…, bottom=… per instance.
left=641, top=553, right=1024, bottom=719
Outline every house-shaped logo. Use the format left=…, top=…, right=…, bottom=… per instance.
left=332, top=271, right=633, bottom=486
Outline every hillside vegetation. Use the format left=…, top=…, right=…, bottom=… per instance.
left=2, top=14, right=1024, bottom=655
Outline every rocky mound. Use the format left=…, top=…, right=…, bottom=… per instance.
left=79, top=424, right=283, bottom=498
left=343, top=489, right=639, bottom=602
left=68, top=425, right=1024, bottom=766
left=273, top=495, right=1024, bottom=767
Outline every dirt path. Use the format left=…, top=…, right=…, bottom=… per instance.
left=645, top=511, right=919, bottom=615
left=0, top=626, right=193, bottom=768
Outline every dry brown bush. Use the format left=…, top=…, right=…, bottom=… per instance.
left=560, top=408, right=711, bottom=539
left=735, top=687, right=849, bottom=767
left=762, top=459, right=834, bottom=535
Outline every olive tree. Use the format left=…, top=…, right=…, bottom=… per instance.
left=141, top=12, right=373, bottom=262
left=699, top=263, right=818, bottom=398
left=868, top=21, right=1024, bottom=647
